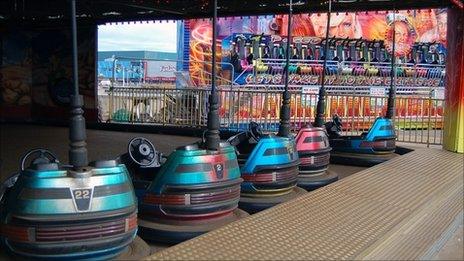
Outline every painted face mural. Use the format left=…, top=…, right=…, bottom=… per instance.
left=310, top=13, right=362, bottom=39
left=384, top=14, right=417, bottom=57
left=275, top=14, right=316, bottom=36
left=436, top=11, right=447, bottom=45
left=332, top=14, right=361, bottom=38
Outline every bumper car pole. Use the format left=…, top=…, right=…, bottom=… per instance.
left=314, top=0, right=332, bottom=128
left=69, top=0, right=88, bottom=169
left=277, top=0, right=293, bottom=138
left=386, top=9, right=397, bottom=120
left=204, top=0, right=220, bottom=151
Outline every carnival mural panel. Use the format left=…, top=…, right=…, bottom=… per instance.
left=0, top=32, right=33, bottom=111
left=187, top=8, right=447, bottom=86
left=187, top=9, right=447, bottom=126
left=0, top=27, right=96, bottom=121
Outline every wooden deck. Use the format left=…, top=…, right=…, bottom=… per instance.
left=146, top=148, right=463, bottom=260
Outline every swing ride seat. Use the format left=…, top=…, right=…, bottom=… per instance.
left=120, top=138, right=246, bottom=244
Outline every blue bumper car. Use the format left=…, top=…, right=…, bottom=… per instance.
left=326, top=115, right=397, bottom=167
left=120, top=137, right=247, bottom=244
left=0, top=149, right=138, bottom=260
left=228, top=123, right=306, bottom=214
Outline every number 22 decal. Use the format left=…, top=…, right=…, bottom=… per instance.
left=73, top=189, right=90, bottom=199
left=71, top=188, right=93, bottom=211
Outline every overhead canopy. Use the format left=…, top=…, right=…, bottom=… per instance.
left=0, top=0, right=462, bottom=26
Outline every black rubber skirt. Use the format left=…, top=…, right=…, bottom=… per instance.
left=329, top=151, right=397, bottom=167
left=297, top=170, right=339, bottom=191
left=138, top=208, right=249, bottom=244
left=239, top=187, right=307, bottom=214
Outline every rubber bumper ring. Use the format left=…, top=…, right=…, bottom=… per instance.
left=297, top=170, right=339, bottom=191
left=137, top=208, right=249, bottom=244
left=239, top=187, right=307, bottom=214
left=0, top=232, right=136, bottom=260
left=116, top=236, right=151, bottom=260
left=329, top=152, right=398, bottom=167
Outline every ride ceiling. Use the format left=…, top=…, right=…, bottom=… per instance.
left=0, top=0, right=462, bottom=26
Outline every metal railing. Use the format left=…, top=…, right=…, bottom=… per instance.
left=106, top=87, right=208, bottom=127
left=102, top=87, right=444, bottom=145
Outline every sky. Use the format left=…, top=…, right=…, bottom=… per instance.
left=97, top=21, right=178, bottom=53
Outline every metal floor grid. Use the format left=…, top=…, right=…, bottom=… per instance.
left=146, top=149, right=463, bottom=260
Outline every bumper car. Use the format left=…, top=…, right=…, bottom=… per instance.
left=228, top=122, right=305, bottom=214
left=120, top=137, right=246, bottom=244
left=118, top=0, right=247, bottom=244
left=325, top=115, right=397, bottom=167
left=295, top=125, right=338, bottom=191
left=227, top=1, right=307, bottom=215
left=0, top=1, right=138, bottom=258
left=0, top=153, right=138, bottom=260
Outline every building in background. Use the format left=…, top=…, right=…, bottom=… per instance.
left=97, top=51, right=178, bottom=85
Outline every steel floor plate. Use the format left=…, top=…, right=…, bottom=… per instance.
left=146, top=149, right=463, bottom=260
